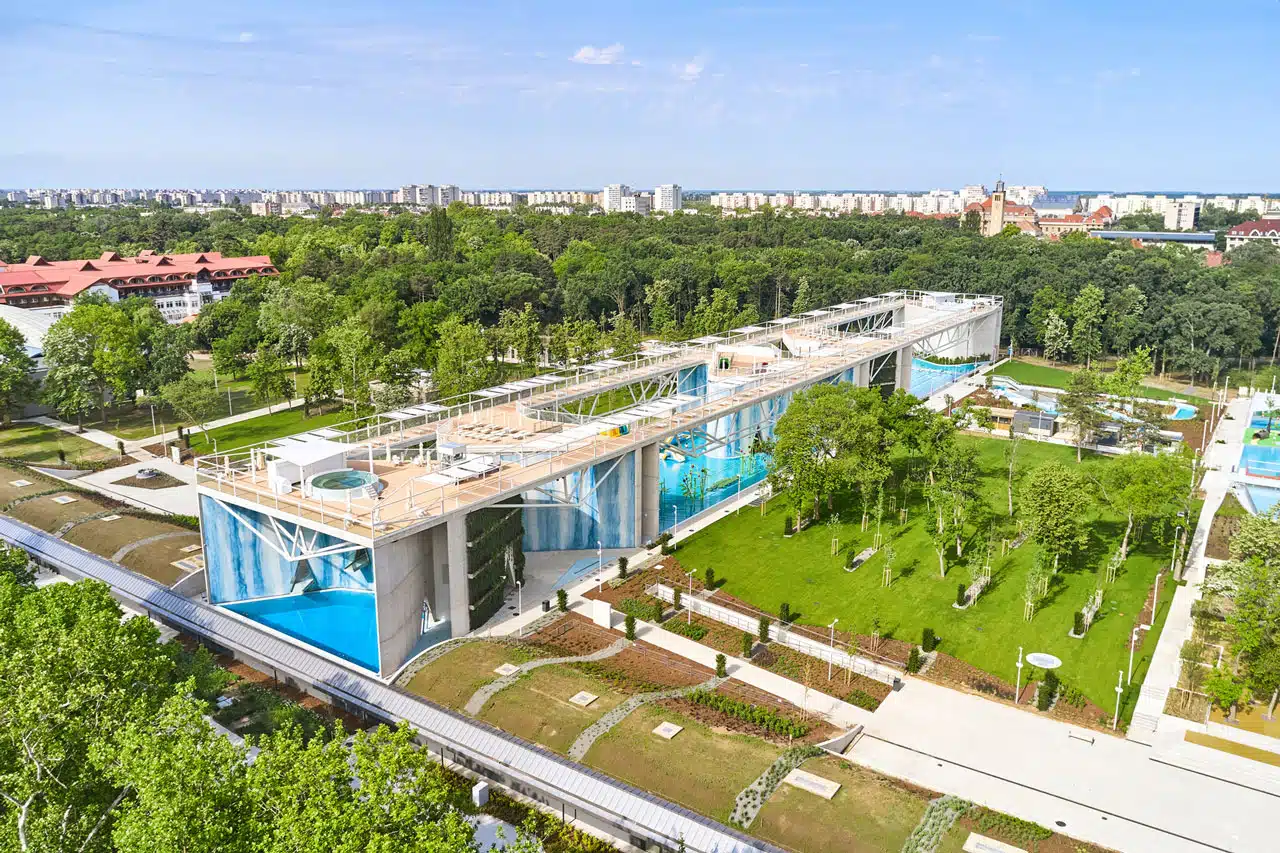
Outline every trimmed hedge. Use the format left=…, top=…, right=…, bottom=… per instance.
left=663, top=620, right=708, bottom=641
left=845, top=688, right=881, bottom=711
left=686, top=688, right=809, bottom=738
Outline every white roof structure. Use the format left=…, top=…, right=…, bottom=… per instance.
left=689, top=335, right=725, bottom=345
left=0, top=304, right=57, bottom=356
left=732, top=325, right=765, bottom=334
left=261, top=439, right=352, bottom=466
left=766, top=317, right=799, bottom=325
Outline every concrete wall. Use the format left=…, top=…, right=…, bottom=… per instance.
left=373, top=529, right=434, bottom=677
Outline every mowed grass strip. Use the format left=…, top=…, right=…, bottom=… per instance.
left=8, top=493, right=110, bottom=533
left=0, top=423, right=117, bottom=465
left=119, top=535, right=203, bottom=586
left=478, top=665, right=625, bottom=754
left=187, top=407, right=350, bottom=454
left=753, top=755, right=928, bottom=853
left=993, top=359, right=1208, bottom=404
left=584, top=704, right=780, bottom=823
left=402, top=641, right=528, bottom=710
left=673, top=436, right=1177, bottom=709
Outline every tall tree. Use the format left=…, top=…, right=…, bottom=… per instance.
left=1089, top=451, right=1191, bottom=559
left=0, top=319, right=36, bottom=424
left=498, top=303, right=542, bottom=371
left=1070, top=284, right=1106, bottom=367
left=1041, top=310, right=1070, bottom=364
left=42, top=302, right=144, bottom=424
left=607, top=311, right=640, bottom=359
left=433, top=316, right=492, bottom=398
left=160, top=374, right=224, bottom=442
left=1021, top=463, right=1090, bottom=569
left=1059, top=368, right=1104, bottom=462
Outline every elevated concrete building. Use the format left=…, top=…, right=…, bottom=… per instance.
left=195, top=291, right=1002, bottom=678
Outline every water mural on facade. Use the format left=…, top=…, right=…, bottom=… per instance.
left=201, top=495, right=373, bottom=604
left=522, top=451, right=637, bottom=551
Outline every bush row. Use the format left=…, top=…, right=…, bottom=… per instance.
left=686, top=688, right=809, bottom=738
left=662, top=620, right=708, bottom=641
left=844, top=688, right=880, bottom=711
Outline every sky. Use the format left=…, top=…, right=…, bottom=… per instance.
left=2, top=0, right=1278, bottom=191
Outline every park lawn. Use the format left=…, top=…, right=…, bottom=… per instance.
left=0, top=465, right=59, bottom=504
left=584, top=704, right=780, bottom=824
left=402, top=641, right=532, bottom=710
left=0, top=423, right=117, bottom=465
left=477, top=665, right=625, bottom=754
left=673, top=435, right=1175, bottom=711
left=187, top=407, right=351, bottom=454
left=753, top=755, right=927, bottom=853
left=994, top=360, right=1208, bottom=405
left=63, top=514, right=196, bottom=565
left=119, top=533, right=202, bottom=585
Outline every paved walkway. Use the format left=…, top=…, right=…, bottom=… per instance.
left=568, top=675, right=726, bottom=760
left=1130, top=396, right=1245, bottom=741
left=463, top=637, right=629, bottom=716
left=850, top=677, right=1272, bottom=853
left=26, top=416, right=123, bottom=452
left=69, top=459, right=199, bottom=516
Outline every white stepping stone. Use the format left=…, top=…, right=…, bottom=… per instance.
left=9, top=479, right=32, bottom=487
left=99, top=514, right=122, bottom=522
left=568, top=691, right=598, bottom=707
left=652, top=722, right=684, bottom=740
left=180, top=544, right=203, bottom=554
left=783, top=768, right=841, bottom=799
left=493, top=663, right=520, bottom=676
left=51, top=495, right=77, bottom=505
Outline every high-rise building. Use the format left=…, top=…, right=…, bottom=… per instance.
left=601, top=184, right=632, bottom=213
left=1164, top=199, right=1201, bottom=231
left=654, top=184, right=682, bottom=213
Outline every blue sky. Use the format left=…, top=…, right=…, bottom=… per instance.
left=2, top=1, right=1277, bottom=191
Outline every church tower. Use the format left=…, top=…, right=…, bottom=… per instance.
left=988, top=179, right=1007, bottom=237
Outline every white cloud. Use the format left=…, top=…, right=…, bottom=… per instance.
left=238, top=31, right=255, bottom=43
left=676, top=59, right=704, bottom=82
left=571, top=43, right=625, bottom=65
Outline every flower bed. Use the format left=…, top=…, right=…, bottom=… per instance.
left=924, top=653, right=1017, bottom=701
left=526, top=613, right=619, bottom=656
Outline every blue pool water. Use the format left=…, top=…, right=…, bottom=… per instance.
left=1247, top=485, right=1280, bottom=515
left=1240, top=443, right=1280, bottom=478
left=657, top=445, right=770, bottom=532
left=311, top=469, right=379, bottom=490
left=909, top=358, right=986, bottom=399
left=1169, top=403, right=1197, bottom=421
left=224, top=589, right=379, bottom=672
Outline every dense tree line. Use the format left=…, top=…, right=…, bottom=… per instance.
left=3, top=205, right=1279, bottom=422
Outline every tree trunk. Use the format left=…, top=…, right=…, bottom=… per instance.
left=1120, top=513, right=1133, bottom=561
left=937, top=550, right=946, bottom=578
left=1268, top=688, right=1278, bottom=721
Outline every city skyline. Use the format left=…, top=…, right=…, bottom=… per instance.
left=4, top=1, right=1279, bottom=189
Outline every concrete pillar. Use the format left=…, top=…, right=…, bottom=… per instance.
left=641, top=442, right=660, bottom=544
left=445, top=514, right=470, bottom=637
left=896, top=346, right=913, bottom=393
left=855, top=361, right=871, bottom=388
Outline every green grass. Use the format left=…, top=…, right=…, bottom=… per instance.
left=402, top=641, right=531, bottom=709
left=477, top=665, right=625, bottom=754
left=993, top=360, right=1209, bottom=405
left=0, top=423, right=118, bottom=465
left=674, top=436, right=1177, bottom=710
left=187, top=406, right=351, bottom=454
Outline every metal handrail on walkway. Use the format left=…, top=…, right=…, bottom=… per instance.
left=0, top=515, right=776, bottom=853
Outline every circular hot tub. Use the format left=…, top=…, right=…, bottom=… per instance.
left=306, top=468, right=383, bottom=500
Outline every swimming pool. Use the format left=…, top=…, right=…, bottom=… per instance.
left=306, top=468, right=381, bottom=500
left=1247, top=485, right=1280, bottom=515
left=1240, top=443, right=1280, bottom=478
left=909, top=358, right=986, bottom=399
left=224, top=589, right=379, bottom=672
left=1168, top=403, right=1197, bottom=421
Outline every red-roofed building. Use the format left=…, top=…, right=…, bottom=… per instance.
left=0, top=251, right=277, bottom=322
left=963, top=181, right=1038, bottom=236
left=1038, top=206, right=1114, bottom=238
left=1225, top=215, right=1280, bottom=250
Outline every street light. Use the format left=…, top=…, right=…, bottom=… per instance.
left=1128, top=626, right=1140, bottom=685
left=1015, top=646, right=1024, bottom=702
left=516, top=580, right=524, bottom=638
left=596, top=540, right=603, bottom=592
left=685, top=569, right=695, bottom=625
left=1113, top=670, right=1124, bottom=730
left=827, top=618, right=839, bottom=681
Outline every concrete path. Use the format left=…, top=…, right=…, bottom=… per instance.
left=26, top=416, right=122, bottom=452
left=1130, top=395, right=1245, bottom=741
left=53, top=459, right=198, bottom=516
left=463, top=637, right=629, bottom=716
left=111, top=530, right=198, bottom=563
left=567, top=675, right=726, bottom=761
left=849, top=676, right=1273, bottom=853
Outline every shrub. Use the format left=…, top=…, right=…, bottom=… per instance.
left=779, top=601, right=791, bottom=623
left=906, top=646, right=922, bottom=673
left=972, top=808, right=1053, bottom=844
left=758, top=615, right=771, bottom=643
left=742, top=631, right=754, bottom=657
left=921, top=627, right=937, bottom=652
left=617, top=597, right=655, bottom=620
left=686, top=688, right=808, bottom=737
left=624, top=613, right=636, bottom=640
left=556, top=589, right=568, bottom=612
left=673, top=587, right=682, bottom=609
left=716, top=654, right=727, bottom=677
left=660, top=541, right=676, bottom=555
left=845, top=689, right=880, bottom=711
left=617, top=556, right=628, bottom=579
left=1073, top=611, right=1085, bottom=635
left=652, top=601, right=664, bottom=623
left=705, top=567, right=716, bottom=589
left=1037, top=670, right=1060, bottom=711
left=57, top=448, right=66, bottom=464
left=783, top=515, right=794, bottom=536
left=956, top=583, right=966, bottom=606
left=663, top=620, right=708, bottom=641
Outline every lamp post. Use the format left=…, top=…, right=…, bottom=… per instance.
left=1113, top=670, right=1124, bottom=730
left=596, top=540, right=603, bottom=592
left=686, top=568, right=696, bottom=622
left=1128, top=626, right=1139, bottom=685
left=1015, top=646, right=1024, bottom=702
left=516, top=580, right=523, bottom=637
left=827, top=618, right=839, bottom=681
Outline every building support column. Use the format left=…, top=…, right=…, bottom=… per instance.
left=896, top=346, right=913, bottom=394
left=855, top=361, right=871, bottom=388
left=446, top=514, right=470, bottom=638
left=641, top=442, right=660, bottom=544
